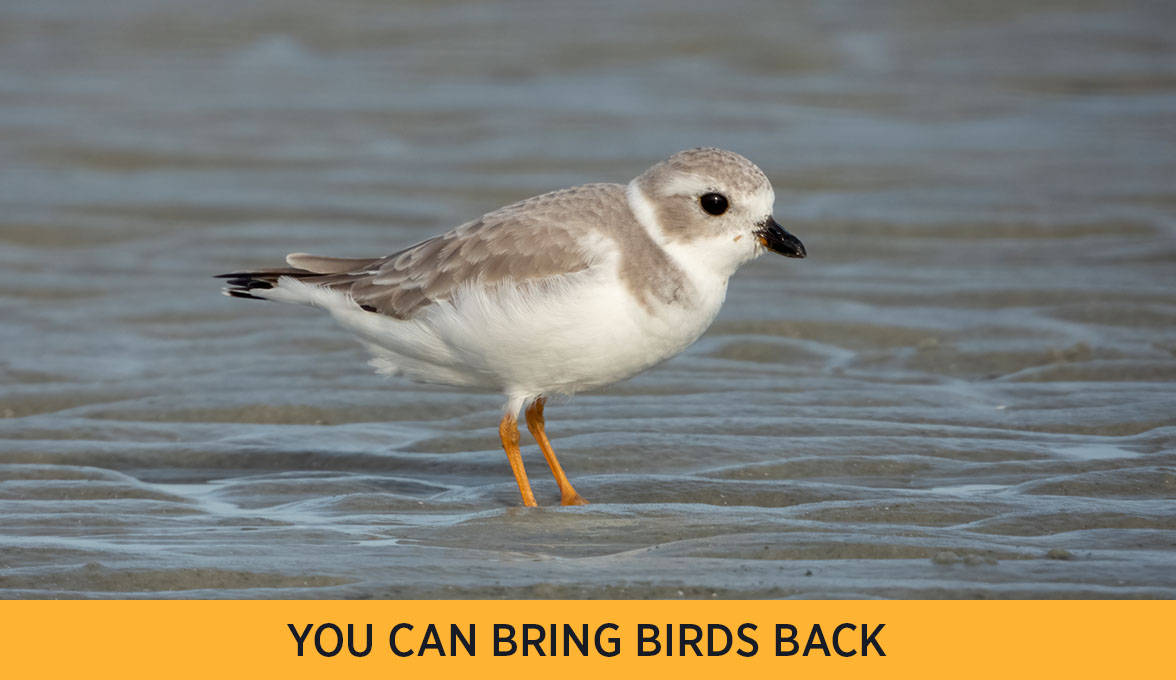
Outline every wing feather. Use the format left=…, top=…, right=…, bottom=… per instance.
left=301, top=183, right=624, bottom=319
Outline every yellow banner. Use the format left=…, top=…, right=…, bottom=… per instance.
left=2, top=600, right=1168, bottom=678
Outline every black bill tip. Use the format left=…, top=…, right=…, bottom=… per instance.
left=755, top=217, right=806, bottom=258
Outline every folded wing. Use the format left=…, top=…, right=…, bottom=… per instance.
left=218, top=183, right=622, bottom=319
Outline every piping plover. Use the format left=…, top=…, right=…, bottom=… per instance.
left=218, top=147, right=806, bottom=507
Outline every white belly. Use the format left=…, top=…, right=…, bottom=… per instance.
left=335, top=263, right=727, bottom=398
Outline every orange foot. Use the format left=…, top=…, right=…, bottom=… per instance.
left=561, top=493, right=589, bottom=506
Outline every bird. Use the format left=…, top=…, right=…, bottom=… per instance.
left=217, top=147, right=806, bottom=507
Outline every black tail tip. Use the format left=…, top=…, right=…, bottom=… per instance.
left=226, top=289, right=264, bottom=300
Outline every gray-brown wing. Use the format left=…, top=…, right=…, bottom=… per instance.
left=308, top=183, right=627, bottom=319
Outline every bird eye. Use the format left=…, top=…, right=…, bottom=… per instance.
left=699, top=192, right=729, bottom=216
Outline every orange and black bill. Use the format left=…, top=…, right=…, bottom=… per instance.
left=756, top=217, right=806, bottom=258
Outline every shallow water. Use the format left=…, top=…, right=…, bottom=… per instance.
left=1, top=0, right=1175, bottom=598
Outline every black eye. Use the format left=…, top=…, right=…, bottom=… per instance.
left=699, top=192, right=729, bottom=216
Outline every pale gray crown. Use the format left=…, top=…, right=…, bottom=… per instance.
left=632, top=147, right=773, bottom=243
left=640, top=147, right=770, bottom=196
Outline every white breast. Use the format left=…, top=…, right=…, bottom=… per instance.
left=327, top=250, right=725, bottom=400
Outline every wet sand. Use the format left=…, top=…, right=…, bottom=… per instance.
left=1, top=0, right=1174, bottom=598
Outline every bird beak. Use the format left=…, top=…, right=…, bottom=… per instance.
left=755, top=217, right=806, bottom=258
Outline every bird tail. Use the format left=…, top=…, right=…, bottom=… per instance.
left=215, top=267, right=312, bottom=300
left=216, top=253, right=378, bottom=301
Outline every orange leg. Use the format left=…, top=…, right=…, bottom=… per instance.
left=525, top=398, right=588, bottom=506
left=499, top=413, right=537, bottom=507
